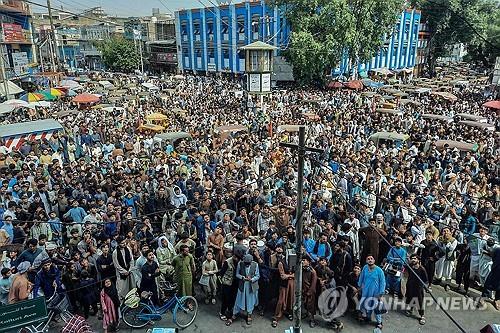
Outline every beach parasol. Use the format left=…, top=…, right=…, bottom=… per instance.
left=20, top=92, right=45, bottom=102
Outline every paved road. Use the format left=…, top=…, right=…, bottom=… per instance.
left=79, top=285, right=497, bottom=333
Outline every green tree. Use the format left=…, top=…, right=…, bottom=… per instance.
left=97, top=37, right=140, bottom=73
left=274, top=0, right=403, bottom=85
left=464, top=3, right=500, bottom=67
left=414, top=0, right=500, bottom=74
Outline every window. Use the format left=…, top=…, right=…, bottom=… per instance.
left=207, top=19, right=214, bottom=41
left=208, top=49, right=215, bottom=59
left=193, top=21, right=201, bottom=35
left=207, top=20, right=214, bottom=34
left=223, top=48, right=230, bottom=59
left=237, top=15, right=245, bottom=42
left=221, top=18, right=229, bottom=37
left=252, top=15, right=260, bottom=41
left=193, top=20, right=201, bottom=41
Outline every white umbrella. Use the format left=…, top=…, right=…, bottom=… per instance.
left=27, top=101, right=52, bottom=108
left=102, top=106, right=125, bottom=112
left=0, top=104, right=16, bottom=115
left=2, top=99, right=29, bottom=107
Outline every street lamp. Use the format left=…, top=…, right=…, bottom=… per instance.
left=240, top=41, right=277, bottom=117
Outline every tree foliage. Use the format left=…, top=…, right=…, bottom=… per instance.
left=464, top=3, right=500, bottom=68
left=97, top=37, right=140, bottom=73
left=414, top=0, right=500, bottom=73
left=274, top=0, right=403, bottom=85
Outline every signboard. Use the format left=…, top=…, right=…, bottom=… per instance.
left=493, top=56, right=500, bottom=85
left=207, top=63, right=216, bottom=72
left=2, top=23, right=25, bottom=43
left=261, top=73, right=271, bottom=92
left=0, top=297, right=48, bottom=332
left=157, top=53, right=177, bottom=63
left=248, top=73, right=261, bottom=92
left=12, top=52, right=29, bottom=76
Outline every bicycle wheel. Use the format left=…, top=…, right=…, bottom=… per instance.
left=173, top=296, right=198, bottom=328
left=122, top=303, right=153, bottom=328
left=17, top=327, right=34, bottom=333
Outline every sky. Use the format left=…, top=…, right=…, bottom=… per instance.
left=31, top=0, right=217, bottom=17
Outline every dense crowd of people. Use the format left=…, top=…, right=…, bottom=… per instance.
left=0, top=69, right=499, bottom=332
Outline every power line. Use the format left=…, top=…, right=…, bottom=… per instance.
left=157, top=0, right=174, bottom=15
left=24, top=0, right=122, bottom=26
left=423, top=0, right=500, bottom=51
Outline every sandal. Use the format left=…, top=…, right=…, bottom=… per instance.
left=246, top=316, right=252, bottom=325
left=225, top=316, right=235, bottom=326
left=405, top=310, right=412, bottom=317
left=219, top=313, right=227, bottom=321
left=419, top=317, right=426, bottom=325
left=309, top=320, right=317, bottom=328
left=271, top=320, right=278, bottom=328
left=286, top=314, right=293, bottom=321
left=376, top=322, right=383, bottom=329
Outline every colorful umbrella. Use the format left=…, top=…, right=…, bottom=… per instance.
left=20, top=92, right=45, bottom=102
left=46, top=88, right=64, bottom=97
left=72, top=93, right=100, bottom=104
left=38, top=91, right=57, bottom=101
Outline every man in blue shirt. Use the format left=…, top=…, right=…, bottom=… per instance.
left=63, top=200, right=87, bottom=223
left=303, top=229, right=316, bottom=258
left=310, top=233, right=333, bottom=262
left=385, top=237, right=407, bottom=297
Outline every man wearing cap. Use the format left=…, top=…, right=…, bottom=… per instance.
left=112, top=236, right=136, bottom=301
left=33, top=258, right=62, bottom=298
left=384, top=237, right=407, bottom=298
left=228, top=254, right=259, bottom=326
left=8, top=261, right=32, bottom=304
left=33, top=242, right=58, bottom=270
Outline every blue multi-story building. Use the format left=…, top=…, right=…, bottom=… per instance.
left=334, top=9, right=422, bottom=75
left=0, top=0, right=36, bottom=78
left=176, top=1, right=421, bottom=78
left=175, top=0, right=290, bottom=74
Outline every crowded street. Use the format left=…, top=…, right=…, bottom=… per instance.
left=0, top=66, right=499, bottom=333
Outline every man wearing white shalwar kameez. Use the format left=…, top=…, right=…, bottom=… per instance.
left=232, top=254, right=259, bottom=325
left=112, top=237, right=136, bottom=301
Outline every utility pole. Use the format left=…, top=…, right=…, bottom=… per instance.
left=47, top=0, right=58, bottom=71
left=139, top=38, right=144, bottom=74
left=0, top=16, right=10, bottom=100
left=279, top=126, right=323, bottom=333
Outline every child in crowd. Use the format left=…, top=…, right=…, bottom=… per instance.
left=200, top=250, right=218, bottom=304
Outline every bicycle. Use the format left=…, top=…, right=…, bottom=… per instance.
left=121, top=282, right=198, bottom=329
left=18, top=292, right=93, bottom=333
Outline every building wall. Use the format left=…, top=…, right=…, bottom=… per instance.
left=176, top=0, right=290, bottom=73
left=0, top=1, right=36, bottom=78
left=333, top=9, right=421, bottom=75
left=176, top=2, right=420, bottom=76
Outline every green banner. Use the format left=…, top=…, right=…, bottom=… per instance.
left=0, top=297, right=48, bottom=332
